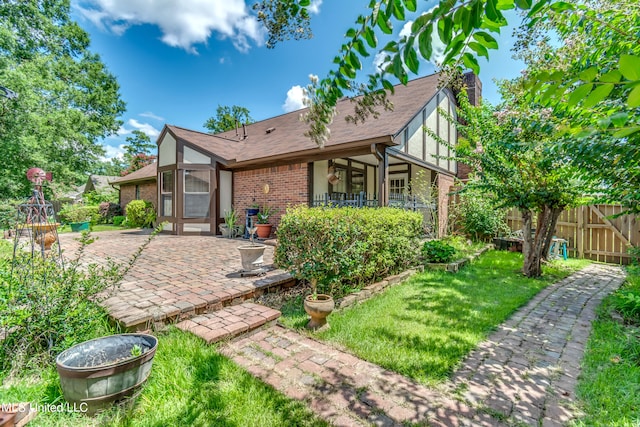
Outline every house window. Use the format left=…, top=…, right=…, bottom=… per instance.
left=135, top=185, right=140, bottom=200
left=161, top=171, right=173, bottom=216
left=390, top=178, right=406, bottom=195
left=184, top=170, right=210, bottom=218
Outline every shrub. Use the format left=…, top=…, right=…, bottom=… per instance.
left=83, top=189, right=118, bottom=205
left=0, top=230, right=159, bottom=374
left=57, top=204, right=100, bottom=224
left=0, top=199, right=19, bottom=232
left=275, top=206, right=423, bottom=297
left=0, top=235, right=120, bottom=373
left=126, top=200, right=156, bottom=228
left=611, top=267, right=640, bottom=324
left=421, top=240, right=457, bottom=263
left=449, top=188, right=510, bottom=241
left=113, top=215, right=126, bottom=226
left=98, top=201, right=122, bottom=223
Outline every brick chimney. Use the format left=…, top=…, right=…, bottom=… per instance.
left=463, top=72, right=482, bottom=106
left=456, top=72, right=483, bottom=181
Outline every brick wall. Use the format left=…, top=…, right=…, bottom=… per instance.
left=437, top=173, right=455, bottom=237
left=233, top=163, right=308, bottom=233
left=120, top=181, right=157, bottom=213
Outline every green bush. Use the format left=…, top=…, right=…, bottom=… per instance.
left=98, top=201, right=122, bottom=223
left=274, top=206, right=423, bottom=297
left=449, top=188, right=510, bottom=241
left=421, top=240, right=457, bottom=263
left=57, top=204, right=100, bottom=224
left=113, top=215, right=126, bottom=226
left=611, top=268, right=640, bottom=324
left=126, top=200, right=156, bottom=228
left=0, top=199, right=20, bottom=232
left=0, top=235, right=120, bottom=373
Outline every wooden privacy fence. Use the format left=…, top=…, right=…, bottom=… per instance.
left=506, top=205, right=639, bottom=264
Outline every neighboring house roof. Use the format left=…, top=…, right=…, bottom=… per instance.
left=165, top=73, right=444, bottom=168
left=62, top=174, right=119, bottom=201
left=110, top=162, right=157, bottom=185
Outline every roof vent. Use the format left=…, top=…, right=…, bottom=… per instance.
left=266, top=127, right=276, bottom=134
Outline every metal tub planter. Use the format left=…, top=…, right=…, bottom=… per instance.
left=56, top=333, right=158, bottom=414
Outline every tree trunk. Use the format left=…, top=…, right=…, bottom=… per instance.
left=522, top=205, right=564, bottom=278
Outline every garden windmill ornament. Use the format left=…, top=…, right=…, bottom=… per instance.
left=12, top=167, right=62, bottom=265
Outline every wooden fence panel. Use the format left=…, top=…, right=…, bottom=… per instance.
left=505, top=205, right=639, bottom=265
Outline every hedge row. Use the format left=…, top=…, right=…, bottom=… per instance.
left=274, top=206, right=423, bottom=297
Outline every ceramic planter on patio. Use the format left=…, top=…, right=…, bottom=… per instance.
left=237, top=243, right=266, bottom=275
left=303, top=294, right=335, bottom=330
left=56, top=333, right=158, bottom=414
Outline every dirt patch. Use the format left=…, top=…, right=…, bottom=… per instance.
left=256, top=281, right=312, bottom=310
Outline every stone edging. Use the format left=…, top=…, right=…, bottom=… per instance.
left=426, top=244, right=494, bottom=273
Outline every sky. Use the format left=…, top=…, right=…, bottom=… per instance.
left=71, top=0, right=525, bottom=160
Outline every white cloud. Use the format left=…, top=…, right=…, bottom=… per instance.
left=116, top=119, right=161, bottom=138
left=282, top=85, right=307, bottom=112
left=75, top=0, right=265, bottom=53
left=102, top=143, right=126, bottom=161
left=307, top=0, right=323, bottom=14
left=139, top=111, right=165, bottom=121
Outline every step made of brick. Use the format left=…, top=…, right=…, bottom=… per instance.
left=176, top=302, right=281, bottom=344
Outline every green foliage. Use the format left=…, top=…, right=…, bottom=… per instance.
left=610, top=269, right=640, bottom=324
left=253, top=0, right=313, bottom=49
left=421, top=240, right=456, bottom=263
left=98, top=201, right=122, bottom=224
left=126, top=200, right=156, bottom=228
left=224, top=209, right=238, bottom=228
left=0, top=0, right=125, bottom=199
left=628, top=246, right=640, bottom=266
left=203, top=105, right=254, bottom=134
left=83, top=188, right=119, bottom=205
left=275, top=206, right=422, bottom=297
left=57, top=204, right=100, bottom=224
left=449, top=188, right=510, bottom=241
left=0, top=234, right=120, bottom=373
left=256, top=204, right=278, bottom=224
left=0, top=199, right=20, bottom=231
left=112, top=215, right=126, bottom=226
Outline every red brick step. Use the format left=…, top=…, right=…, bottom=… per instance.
left=176, top=302, right=280, bottom=344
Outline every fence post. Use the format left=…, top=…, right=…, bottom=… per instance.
left=577, top=205, right=585, bottom=259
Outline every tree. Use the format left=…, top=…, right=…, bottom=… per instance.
left=203, top=105, right=254, bottom=134
left=0, top=0, right=126, bottom=199
left=120, top=130, right=156, bottom=175
left=454, top=87, right=586, bottom=277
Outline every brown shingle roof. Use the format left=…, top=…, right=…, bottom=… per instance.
left=168, top=73, right=443, bottom=167
left=109, top=162, right=157, bottom=185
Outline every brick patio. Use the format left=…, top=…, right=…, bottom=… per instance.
left=58, top=230, right=290, bottom=331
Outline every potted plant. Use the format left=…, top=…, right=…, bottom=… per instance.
left=220, top=209, right=238, bottom=238
left=59, top=204, right=95, bottom=232
left=303, top=278, right=335, bottom=330
left=237, top=225, right=266, bottom=276
left=255, top=204, right=278, bottom=239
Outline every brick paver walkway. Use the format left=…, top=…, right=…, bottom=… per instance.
left=221, top=263, right=626, bottom=426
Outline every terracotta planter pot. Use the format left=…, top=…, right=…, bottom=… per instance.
left=303, top=294, right=335, bottom=330
left=56, top=333, right=157, bottom=414
left=255, top=223, right=272, bottom=239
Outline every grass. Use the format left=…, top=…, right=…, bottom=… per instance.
left=440, top=235, right=490, bottom=259
left=0, top=328, right=328, bottom=427
left=280, top=250, right=590, bottom=386
left=572, top=265, right=640, bottom=427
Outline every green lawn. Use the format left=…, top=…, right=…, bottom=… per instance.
left=0, top=328, right=328, bottom=427
left=281, top=251, right=590, bottom=386
left=572, top=266, right=640, bottom=427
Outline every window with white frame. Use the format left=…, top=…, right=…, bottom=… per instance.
left=184, top=170, right=210, bottom=218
